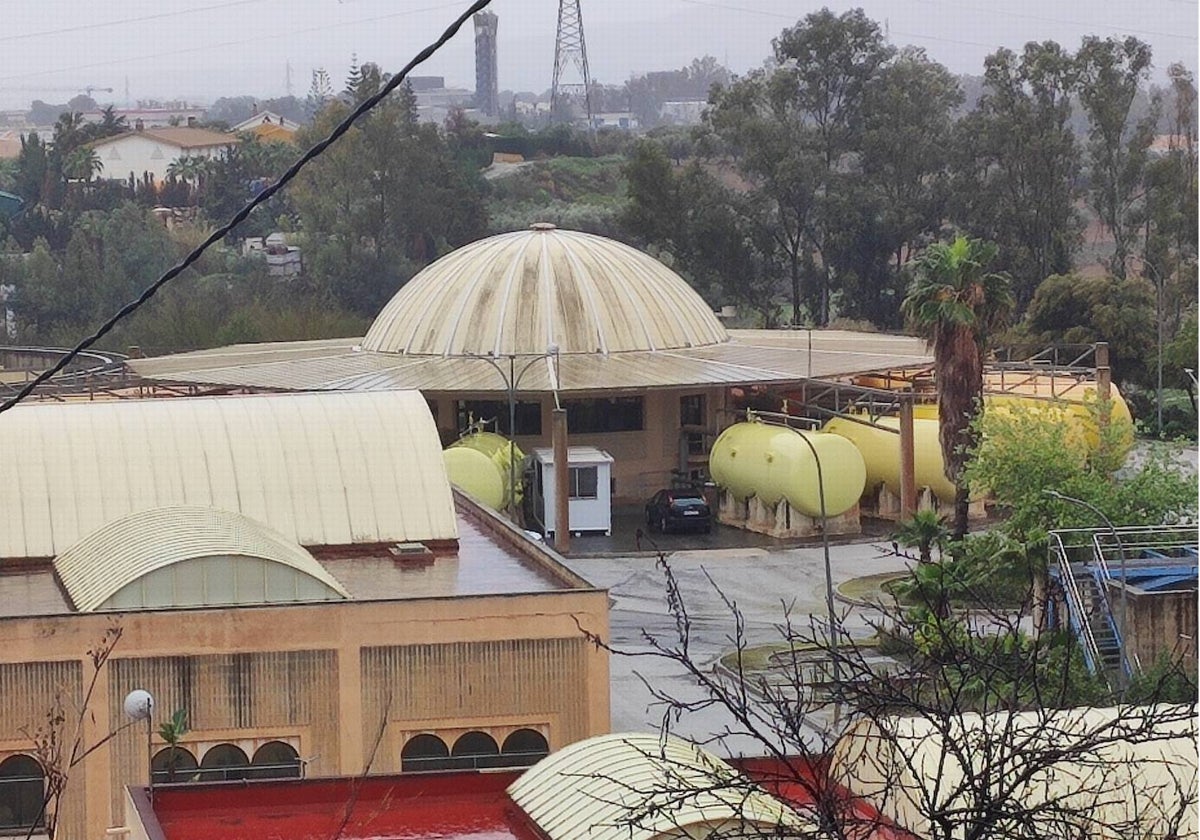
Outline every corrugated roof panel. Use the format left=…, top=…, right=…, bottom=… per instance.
left=53, top=506, right=350, bottom=612
left=361, top=227, right=730, bottom=356
left=128, top=330, right=933, bottom=394
left=0, top=390, right=456, bottom=559
left=507, top=733, right=816, bottom=840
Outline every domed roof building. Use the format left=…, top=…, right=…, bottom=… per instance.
left=130, top=225, right=931, bottom=502
left=363, top=225, right=729, bottom=357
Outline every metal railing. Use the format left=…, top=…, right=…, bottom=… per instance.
left=1050, top=530, right=1106, bottom=679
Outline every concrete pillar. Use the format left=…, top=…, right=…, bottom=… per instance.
left=1095, top=342, right=1112, bottom=431
left=86, top=655, right=113, bottom=832
left=337, top=645, right=363, bottom=774
left=553, top=408, right=570, bottom=554
left=899, top=397, right=917, bottom=519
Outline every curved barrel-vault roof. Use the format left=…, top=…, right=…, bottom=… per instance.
left=54, top=506, right=350, bottom=612
left=362, top=224, right=729, bottom=356
left=0, top=390, right=456, bottom=560
left=507, top=732, right=812, bottom=840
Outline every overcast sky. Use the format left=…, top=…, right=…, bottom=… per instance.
left=1, top=0, right=1196, bottom=110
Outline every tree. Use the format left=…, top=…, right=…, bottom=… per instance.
left=902, top=234, right=1014, bottom=539
left=580, top=549, right=1197, bottom=840
left=23, top=624, right=124, bottom=839
left=291, top=81, right=486, bottom=315
left=1076, top=36, right=1156, bottom=279
left=1012, top=272, right=1156, bottom=386
left=706, top=8, right=893, bottom=326
left=950, top=42, right=1082, bottom=307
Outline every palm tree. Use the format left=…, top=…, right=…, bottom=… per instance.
left=902, top=234, right=1014, bottom=540
left=63, top=147, right=101, bottom=183
left=893, top=509, right=949, bottom=565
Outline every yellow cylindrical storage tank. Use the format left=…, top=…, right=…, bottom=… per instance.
left=442, top=447, right=506, bottom=510
left=824, top=415, right=956, bottom=503
left=450, top=431, right=525, bottom=507
left=985, top=385, right=1133, bottom=456
left=710, top=422, right=866, bottom=517
left=450, top=430, right=526, bottom=465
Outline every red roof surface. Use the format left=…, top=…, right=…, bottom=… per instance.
left=139, top=759, right=906, bottom=840
left=143, top=772, right=538, bottom=840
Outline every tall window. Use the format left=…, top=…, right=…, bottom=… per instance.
left=199, top=744, right=250, bottom=782
left=450, top=731, right=501, bottom=769
left=680, top=394, right=706, bottom=427
left=0, top=755, right=44, bottom=833
left=680, top=394, right=707, bottom=455
left=456, top=400, right=542, bottom=436
left=568, top=466, right=599, bottom=500
left=249, top=741, right=301, bottom=780
left=151, top=746, right=199, bottom=784
left=499, top=729, right=549, bottom=767
left=565, top=397, right=643, bottom=433
left=401, top=734, right=451, bottom=772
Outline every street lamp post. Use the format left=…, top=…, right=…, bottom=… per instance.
left=790, top=427, right=841, bottom=690
left=469, top=349, right=559, bottom=521
left=1129, top=255, right=1165, bottom=436
left=1045, top=489, right=1129, bottom=695
left=123, top=689, right=155, bottom=798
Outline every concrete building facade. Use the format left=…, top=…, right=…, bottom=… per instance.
left=0, top=391, right=609, bottom=838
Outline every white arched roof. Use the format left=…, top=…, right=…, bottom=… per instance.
left=362, top=225, right=730, bottom=356
left=831, top=705, right=1197, bottom=840
left=0, top=390, right=456, bottom=559
left=506, top=732, right=813, bottom=840
left=54, top=506, right=350, bottom=611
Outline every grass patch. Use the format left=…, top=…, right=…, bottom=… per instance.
left=836, top=572, right=908, bottom=605
left=720, top=636, right=880, bottom=676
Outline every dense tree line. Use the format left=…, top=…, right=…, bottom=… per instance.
left=619, top=9, right=1196, bottom=407
left=0, top=17, right=1194, bottom=427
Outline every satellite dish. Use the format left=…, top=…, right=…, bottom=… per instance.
left=123, top=689, right=154, bottom=721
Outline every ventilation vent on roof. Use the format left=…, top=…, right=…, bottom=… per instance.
left=389, top=542, right=434, bottom=567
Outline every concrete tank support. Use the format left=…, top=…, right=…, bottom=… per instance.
left=899, top=397, right=917, bottom=518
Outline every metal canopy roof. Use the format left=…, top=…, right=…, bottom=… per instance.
left=507, top=732, right=813, bottom=840
left=833, top=705, right=1198, bottom=840
left=128, top=330, right=932, bottom=395
left=0, top=390, right=457, bottom=560
left=53, top=506, right=350, bottom=612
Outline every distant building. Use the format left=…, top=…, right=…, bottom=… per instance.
left=474, top=10, right=500, bottom=118
left=661, top=99, right=707, bottom=125
left=230, top=110, right=302, bottom=133
left=80, top=105, right=206, bottom=129
left=407, top=75, right=446, bottom=92
left=244, top=233, right=303, bottom=277
left=89, top=125, right=238, bottom=184
left=590, top=111, right=639, bottom=130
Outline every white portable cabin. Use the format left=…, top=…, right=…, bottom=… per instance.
left=529, top=447, right=614, bottom=536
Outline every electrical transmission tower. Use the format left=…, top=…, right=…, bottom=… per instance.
left=551, top=0, right=593, bottom=127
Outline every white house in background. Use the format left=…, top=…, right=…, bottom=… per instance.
left=231, top=110, right=302, bottom=132
left=90, top=126, right=238, bottom=184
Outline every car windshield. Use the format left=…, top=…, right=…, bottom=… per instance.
left=671, top=496, right=706, bottom=507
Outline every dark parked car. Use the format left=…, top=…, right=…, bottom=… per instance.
left=645, top=489, right=712, bottom=534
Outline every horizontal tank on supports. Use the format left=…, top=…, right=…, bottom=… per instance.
left=443, top=431, right=526, bottom=511
left=709, top=419, right=866, bottom=539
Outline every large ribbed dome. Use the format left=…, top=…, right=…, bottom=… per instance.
left=362, top=225, right=729, bottom=356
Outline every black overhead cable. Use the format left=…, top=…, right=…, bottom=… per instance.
left=0, top=0, right=493, bottom=416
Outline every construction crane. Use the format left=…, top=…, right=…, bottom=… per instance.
left=0, top=85, right=113, bottom=96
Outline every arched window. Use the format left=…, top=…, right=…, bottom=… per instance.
left=249, top=741, right=300, bottom=780
left=199, top=744, right=249, bottom=782
left=151, top=746, right=198, bottom=784
left=400, top=734, right=450, bottom=772
left=451, top=731, right=500, bottom=769
left=499, top=729, right=549, bottom=767
left=0, top=755, right=45, bottom=832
